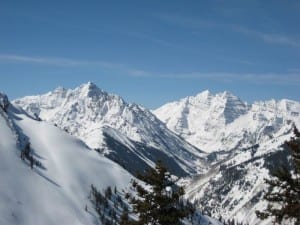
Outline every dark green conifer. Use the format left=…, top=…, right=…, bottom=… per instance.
left=127, top=160, right=194, bottom=225
left=256, top=126, right=300, bottom=224
left=119, top=208, right=130, bottom=225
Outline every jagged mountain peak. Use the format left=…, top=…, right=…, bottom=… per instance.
left=0, top=91, right=9, bottom=110
left=47, top=82, right=123, bottom=104
left=190, top=89, right=241, bottom=100
left=13, top=83, right=206, bottom=177
left=193, top=89, right=211, bottom=99
left=83, top=81, right=97, bottom=89
left=53, top=85, right=66, bottom=93
left=154, top=91, right=299, bottom=153
left=218, top=90, right=235, bottom=98
left=181, top=90, right=247, bottom=113
left=217, top=91, right=248, bottom=124
left=212, top=90, right=247, bottom=108
left=77, top=81, right=106, bottom=98
left=160, top=90, right=245, bottom=113
left=154, top=89, right=248, bottom=131
left=0, top=91, right=8, bottom=99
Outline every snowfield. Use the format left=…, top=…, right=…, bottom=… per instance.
left=0, top=102, right=132, bottom=225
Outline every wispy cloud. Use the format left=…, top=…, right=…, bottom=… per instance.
left=129, top=69, right=152, bottom=77
left=1, top=53, right=298, bottom=85
left=0, top=54, right=126, bottom=69
left=233, top=26, right=300, bottom=47
left=0, top=53, right=153, bottom=78
left=155, top=13, right=300, bottom=48
left=17, top=12, right=193, bottom=52
left=122, top=31, right=193, bottom=51
left=130, top=70, right=300, bottom=85
left=288, top=68, right=300, bottom=73
left=154, top=13, right=216, bottom=29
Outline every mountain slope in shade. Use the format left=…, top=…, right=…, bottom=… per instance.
left=0, top=93, right=133, bottom=225
left=13, top=83, right=207, bottom=177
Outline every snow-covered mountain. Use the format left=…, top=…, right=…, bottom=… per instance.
left=13, top=83, right=207, bottom=177
left=0, top=92, right=133, bottom=225
left=154, top=90, right=300, bottom=224
left=10, top=86, right=300, bottom=224
left=0, top=92, right=221, bottom=225
left=154, top=90, right=300, bottom=153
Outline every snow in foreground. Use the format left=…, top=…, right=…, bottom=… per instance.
left=0, top=105, right=132, bottom=225
left=0, top=100, right=220, bottom=225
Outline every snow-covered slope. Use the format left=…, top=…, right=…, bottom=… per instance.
left=13, top=83, right=207, bottom=177
left=154, top=91, right=300, bottom=224
left=1, top=92, right=222, bottom=225
left=186, top=128, right=295, bottom=225
left=0, top=94, right=132, bottom=225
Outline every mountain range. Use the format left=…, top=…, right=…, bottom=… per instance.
left=154, top=90, right=299, bottom=153
left=153, top=89, right=300, bottom=224
left=13, top=82, right=207, bottom=177
left=1, top=82, right=299, bottom=225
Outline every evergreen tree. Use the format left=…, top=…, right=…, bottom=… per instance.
left=119, top=208, right=130, bottom=225
left=104, top=186, right=112, bottom=199
left=127, top=160, right=194, bottom=225
left=256, top=126, right=300, bottom=224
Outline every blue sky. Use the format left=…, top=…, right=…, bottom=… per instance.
left=0, top=0, right=299, bottom=109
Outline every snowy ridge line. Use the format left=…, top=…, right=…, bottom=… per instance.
left=153, top=90, right=300, bottom=153
left=13, top=82, right=208, bottom=177
left=0, top=96, right=28, bottom=152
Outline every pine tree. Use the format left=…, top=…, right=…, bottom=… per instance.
left=105, top=186, right=112, bottom=199
left=119, top=208, right=130, bottom=225
left=127, top=160, right=194, bottom=225
left=256, top=126, right=300, bottom=224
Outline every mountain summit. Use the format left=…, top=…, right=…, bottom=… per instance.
left=13, top=83, right=207, bottom=177
left=154, top=90, right=299, bottom=152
